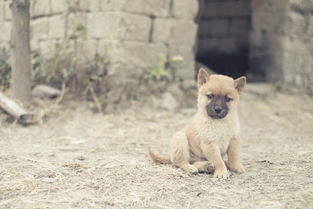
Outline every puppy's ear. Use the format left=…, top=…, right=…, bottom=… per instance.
left=197, top=68, right=210, bottom=88
left=234, top=76, right=246, bottom=94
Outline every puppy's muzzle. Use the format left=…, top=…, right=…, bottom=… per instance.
left=207, top=105, right=228, bottom=119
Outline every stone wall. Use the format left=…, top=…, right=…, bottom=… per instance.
left=250, top=0, right=313, bottom=95
left=0, top=0, right=199, bottom=86
left=2, top=0, right=313, bottom=97
left=197, top=0, right=251, bottom=78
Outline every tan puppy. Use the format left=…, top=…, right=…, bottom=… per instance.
left=149, top=68, right=246, bottom=178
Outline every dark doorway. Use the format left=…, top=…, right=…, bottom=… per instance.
left=196, top=0, right=251, bottom=79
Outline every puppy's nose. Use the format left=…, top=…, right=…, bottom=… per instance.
left=214, top=107, right=222, bottom=114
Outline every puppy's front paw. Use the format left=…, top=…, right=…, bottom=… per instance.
left=213, top=167, right=229, bottom=179
left=228, top=162, right=246, bottom=173
left=182, top=164, right=198, bottom=174
left=193, top=161, right=214, bottom=173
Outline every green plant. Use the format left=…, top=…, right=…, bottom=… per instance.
left=147, top=53, right=169, bottom=81
left=32, top=41, right=76, bottom=88
left=147, top=53, right=184, bottom=82
left=32, top=21, right=111, bottom=92
left=0, top=48, right=11, bottom=91
left=70, top=24, right=88, bottom=39
left=169, top=55, right=184, bottom=82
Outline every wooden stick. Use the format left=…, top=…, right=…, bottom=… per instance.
left=0, top=92, right=27, bottom=118
left=32, top=84, right=61, bottom=99
left=89, top=85, right=102, bottom=113
left=0, top=92, right=37, bottom=125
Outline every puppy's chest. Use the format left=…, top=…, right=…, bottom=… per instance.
left=199, top=119, right=239, bottom=153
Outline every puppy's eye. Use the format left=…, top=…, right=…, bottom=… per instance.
left=207, top=94, right=214, bottom=99
left=225, top=96, right=233, bottom=102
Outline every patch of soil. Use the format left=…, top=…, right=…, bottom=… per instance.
left=0, top=85, right=313, bottom=209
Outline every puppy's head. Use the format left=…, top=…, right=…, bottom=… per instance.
left=197, top=68, right=246, bottom=119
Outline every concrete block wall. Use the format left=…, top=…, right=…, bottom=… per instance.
left=197, top=0, right=251, bottom=77
left=198, top=0, right=250, bottom=54
left=0, top=0, right=199, bottom=84
left=2, top=0, right=312, bottom=96
left=0, top=0, right=90, bottom=55
left=250, top=0, right=313, bottom=95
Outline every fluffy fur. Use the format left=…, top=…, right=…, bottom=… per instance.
left=149, top=68, right=246, bottom=178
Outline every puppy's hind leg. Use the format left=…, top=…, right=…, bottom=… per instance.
left=170, top=131, right=198, bottom=174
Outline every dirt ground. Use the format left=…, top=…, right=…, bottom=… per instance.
left=1, top=84, right=313, bottom=209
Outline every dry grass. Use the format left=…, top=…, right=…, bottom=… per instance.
left=0, top=86, right=313, bottom=209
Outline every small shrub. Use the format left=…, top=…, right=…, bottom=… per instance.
left=147, top=53, right=184, bottom=82
left=0, top=48, right=11, bottom=91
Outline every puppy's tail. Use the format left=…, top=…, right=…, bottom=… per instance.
left=149, top=150, right=171, bottom=164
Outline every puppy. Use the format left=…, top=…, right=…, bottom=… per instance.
left=149, top=68, right=246, bottom=178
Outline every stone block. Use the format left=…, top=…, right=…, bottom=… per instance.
left=39, top=39, right=75, bottom=58
left=197, top=37, right=220, bottom=54
left=282, top=38, right=313, bottom=86
left=39, top=40, right=55, bottom=57
left=217, top=37, right=247, bottom=53
left=199, top=19, right=231, bottom=37
left=251, top=0, right=313, bottom=93
left=172, top=0, right=199, bottom=20
left=106, top=41, right=168, bottom=77
left=31, top=0, right=50, bottom=17
left=207, top=19, right=229, bottom=36
left=124, top=0, right=170, bottom=17
left=285, top=11, right=306, bottom=37
left=249, top=30, right=264, bottom=50
left=100, top=0, right=123, bottom=12
left=88, top=12, right=151, bottom=41
left=97, top=39, right=113, bottom=55
left=229, top=19, right=250, bottom=36
left=199, top=21, right=210, bottom=37
left=202, top=2, right=219, bottom=18
left=251, top=0, right=289, bottom=34
left=67, top=12, right=87, bottom=38
left=48, top=15, right=66, bottom=38
left=290, top=0, right=313, bottom=11
left=218, top=1, right=250, bottom=17
left=75, top=39, right=98, bottom=61
left=251, top=11, right=286, bottom=35
left=152, top=18, right=171, bottom=43
left=199, top=37, right=246, bottom=54
left=170, top=20, right=197, bottom=46
left=89, top=0, right=100, bottom=12
left=4, top=1, right=11, bottom=20
left=197, top=22, right=207, bottom=37
left=118, top=13, right=151, bottom=42
left=153, top=18, right=197, bottom=46
left=51, top=0, right=68, bottom=14
left=0, top=1, right=4, bottom=21
left=249, top=34, right=285, bottom=82
left=0, top=21, right=11, bottom=41
left=200, top=36, right=247, bottom=54
left=31, top=17, right=49, bottom=40
left=66, top=0, right=79, bottom=8
left=78, top=0, right=89, bottom=12
left=169, top=45, right=195, bottom=80
left=101, top=0, right=170, bottom=17
left=87, top=13, right=107, bottom=38
left=31, top=39, right=40, bottom=51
